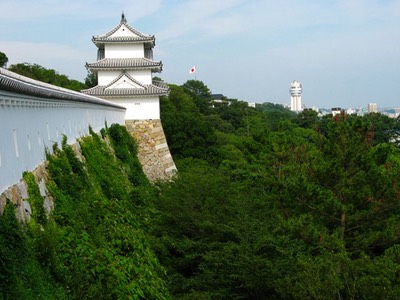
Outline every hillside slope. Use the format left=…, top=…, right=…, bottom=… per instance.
left=0, top=124, right=170, bottom=299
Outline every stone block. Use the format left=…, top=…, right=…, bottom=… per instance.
left=44, top=195, right=54, bottom=215
left=22, top=200, right=32, bottom=222
left=0, top=194, right=6, bottom=214
left=38, top=178, right=47, bottom=197
left=9, top=185, right=22, bottom=206
left=151, top=126, right=162, bottom=134
left=125, top=119, right=177, bottom=181
left=18, top=181, right=29, bottom=199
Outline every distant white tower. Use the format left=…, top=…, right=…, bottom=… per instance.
left=290, top=80, right=303, bottom=112
left=368, top=103, right=378, bottom=113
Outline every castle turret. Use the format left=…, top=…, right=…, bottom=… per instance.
left=82, top=13, right=176, bottom=181
left=82, top=13, right=169, bottom=120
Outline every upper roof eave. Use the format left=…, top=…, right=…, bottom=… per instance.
left=93, top=13, right=155, bottom=44
left=92, top=36, right=155, bottom=46
left=81, top=72, right=169, bottom=97
left=81, top=85, right=169, bottom=98
left=85, top=58, right=162, bottom=71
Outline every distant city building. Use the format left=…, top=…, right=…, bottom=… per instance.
left=211, top=94, right=228, bottom=106
left=331, top=107, right=343, bottom=117
left=290, top=80, right=302, bottom=112
left=211, top=94, right=225, bottom=103
left=248, top=102, right=256, bottom=108
left=368, top=103, right=378, bottom=113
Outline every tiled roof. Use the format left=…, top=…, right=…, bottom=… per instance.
left=81, top=85, right=169, bottom=98
left=108, top=72, right=146, bottom=88
left=0, top=67, right=125, bottom=109
left=152, top=80, right=169, bottom=90
left=86, top=58, right=162, bottom=71
left=81, top=72, right=169, bottom=98
left=92, top=36, right=155, bottom=45
left=92, top=13, right=155, bottom=45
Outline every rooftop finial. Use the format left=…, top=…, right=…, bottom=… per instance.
left=121, top=11, right=127, bottom=23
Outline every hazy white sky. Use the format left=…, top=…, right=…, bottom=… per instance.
left=1, top=0, right=400, bottom=108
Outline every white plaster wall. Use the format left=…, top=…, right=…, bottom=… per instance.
left=111, top=24, right=138, bottom=37
left=127, top=70, right=152, bottom=84
left=105, top=44, right=144, bottom=59
left=0, top=90, right=126, bottom=193
left=110, top=97, right=160, bottom=120
left=98, top=70, right=123, bottom=85
left=98, top=70, right=153, bottom=86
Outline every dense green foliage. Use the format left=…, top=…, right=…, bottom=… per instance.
left=84, top=71, right=98, bottom=88
left=2, top=74, right=400, bottom=299
left=48, top=125, right=170, bottom=299
left=0, top=51, right=8, bottom=68
left=8, top=63, right=86, bottom=91
left=1, top=125, right=170, bottom=299
left=0, top=199, right=66, bottom=300
left=154, top=80, right=400, bottom=299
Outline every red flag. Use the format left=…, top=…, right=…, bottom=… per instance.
left=189, top=65, right=196, bottom=74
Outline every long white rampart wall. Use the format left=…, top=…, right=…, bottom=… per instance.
left=0, top=68, right=126, bottom=193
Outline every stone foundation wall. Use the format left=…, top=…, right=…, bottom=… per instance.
left=0, top=162, right=53, bottom=222
left=125, top=119, right=177, bottom=182
left=0, top=121, right=177, bottom=220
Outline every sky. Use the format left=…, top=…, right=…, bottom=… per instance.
left=1, top=0, right=400, bottom=109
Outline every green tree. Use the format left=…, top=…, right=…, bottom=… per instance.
left=0, top=200, right=65, bottom=299
left=265, top=116, right=400, bottom=297
left=182, top=80, right=213, bottom=114
left=182, top=79, right=212, bottom=100
left=360, top=112, right=400, bottom=145
left=9, top=63, right=86, bottom=91
left=153, top=109, right=400, bottom=298
left=151, top=159, right=279, bottom=298
left=294, top=109, right=319, bottom=129
left=276, top=116, right=400, bottom=250
left=84, top=71, right=98, bottom=88
left=0, top=51, right=8, bottom=67
left=45, top=128, right=170, bottom=299
left=212, top=99, right=252, bottom=130
left=161, top=84, right=218, bottom=162
left=257, top=102, right=296, bottom=130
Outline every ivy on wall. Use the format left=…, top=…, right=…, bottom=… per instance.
left=0, top=124, right=170, bottom=299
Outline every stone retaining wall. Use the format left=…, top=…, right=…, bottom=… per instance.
left=0, top=121, right=177, bottom=220
left=125, top=119, right=177, bottom=182
left=0, top=162, right=53, bottom=222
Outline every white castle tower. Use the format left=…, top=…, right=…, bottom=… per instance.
left=368, top=103, right=378, bottom=113
left=82, top=13, right=177, bottom=181
left=290, top=80, right=302, bottom=112
left=82, top=13, right=169, bottom=120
